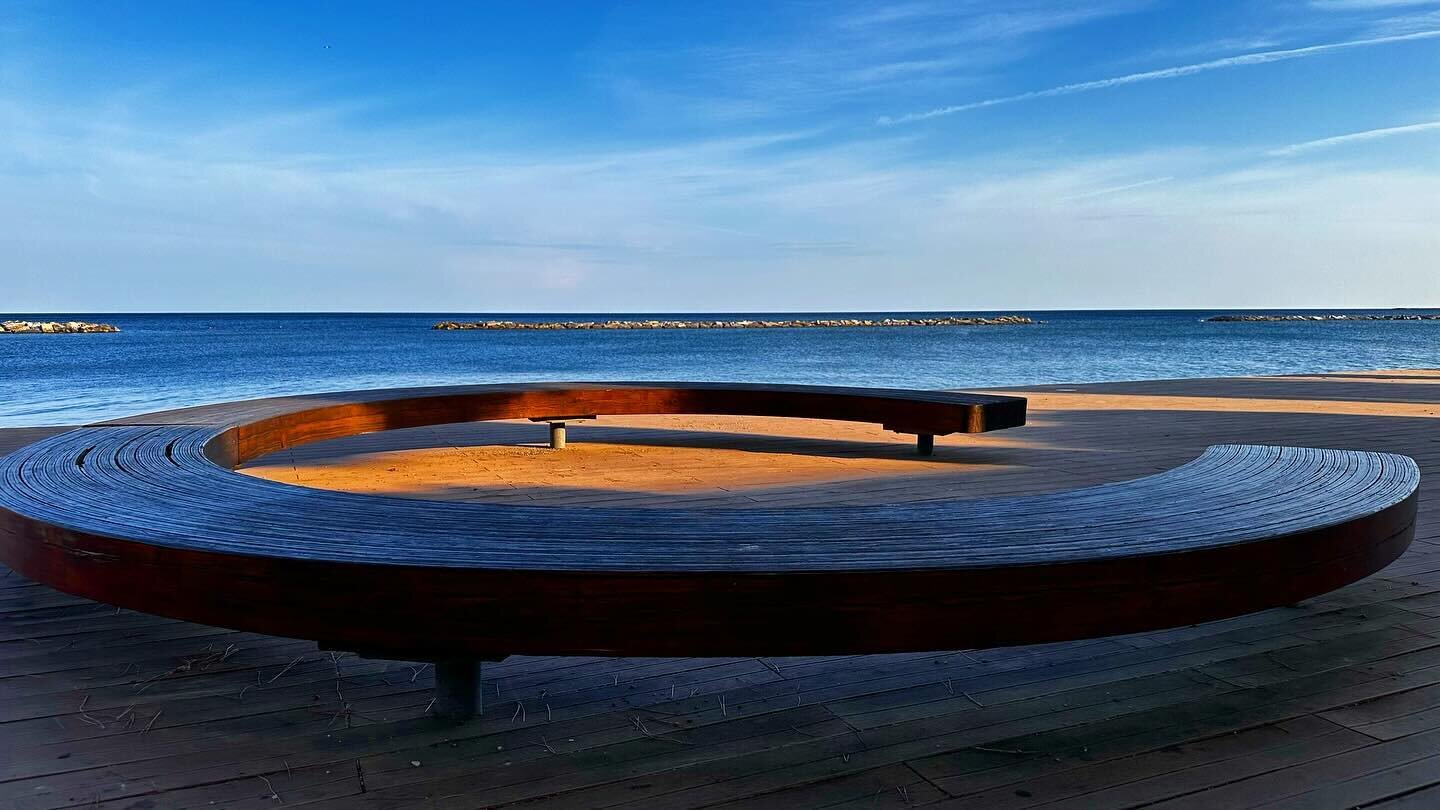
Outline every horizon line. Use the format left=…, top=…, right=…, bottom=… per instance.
left=7, top=306, right=1440, bottom=316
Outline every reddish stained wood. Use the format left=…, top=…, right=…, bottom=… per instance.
left=0, top=381, right=1420, bottom=661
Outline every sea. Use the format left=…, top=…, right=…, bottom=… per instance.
left=2, top=310, right=1437, bottom=427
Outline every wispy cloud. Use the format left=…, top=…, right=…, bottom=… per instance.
left=6, top=89, right=1438, bottom=311
left=879, top=29, right=1440, bottom=125
left=1367, top=9, right=1440, bottom=34
left=1269, top=119, right=1440, bottom=155
left=593, top=2, right=1149, bottom=123
left=1311, top=0, right=1440, bottom=10
left=1062, top=176, right=1175, bottom=200
left=5, top=1, right=1440, bottom=311
left=1120, top=36, right=1283, bottom=64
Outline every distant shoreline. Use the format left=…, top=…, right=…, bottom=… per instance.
left=434, top=315, right=1038, bottom=331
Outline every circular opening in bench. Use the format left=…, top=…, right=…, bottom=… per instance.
left=237, top=413, right=1004, bottom=506
left=206, top=383, right=1025, bottom=507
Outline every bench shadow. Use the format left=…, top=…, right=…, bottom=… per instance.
left=260, top=420, right=1029, bottom=467
left=1300, top=371, right=1440, bottom=382
left=0, top=426, right=74, bottom=458
left=1001, top=370, right=1440, bottom=405
left=242, top=404, right=1439, bottom=514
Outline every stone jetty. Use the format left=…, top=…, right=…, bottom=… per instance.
left=434, top=315, right=1037, bottom=331
left=0, top=320, right=120, bottom=334
left=1206, top=314, right=1440, bottom=322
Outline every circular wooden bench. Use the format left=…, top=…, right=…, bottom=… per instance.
left=0, top=382, right=1420, bottom=719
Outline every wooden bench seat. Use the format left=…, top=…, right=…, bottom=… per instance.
left=0, top=382, right=1419, bottom=720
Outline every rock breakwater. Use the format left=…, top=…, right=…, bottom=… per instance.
left=434, top=315, right=1037, bottom=331
left=1206, top=314, right=1440, bottom=322
left=1, top=320, right=120, bottom=334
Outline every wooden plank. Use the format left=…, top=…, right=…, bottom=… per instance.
left=0, top=369, right=1433, bottom=808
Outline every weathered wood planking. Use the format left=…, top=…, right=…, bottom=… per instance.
left=0, top=370, right=1438, bottom=808
left=0, top=381, right=1418, bottom=663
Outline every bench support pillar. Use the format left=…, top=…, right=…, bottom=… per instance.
left=528, top=415, right=595, bottom=449
left=433, top=658, right=484, bottom=721
left=917, top=434, right=935, bottom=456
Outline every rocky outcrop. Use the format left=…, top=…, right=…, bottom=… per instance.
left=434, top=315, right=1037, bottom=331
left=1206, top=314, right=1440, bottom=322
left=0, top=320, right=120, bottom=334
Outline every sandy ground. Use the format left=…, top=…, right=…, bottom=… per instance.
left=238, top=413, right=1033, bottom=507
left=239, top=369, right=1440, bottom=508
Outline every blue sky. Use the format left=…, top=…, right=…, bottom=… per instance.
left=2, top=1, right=1438, bottom=312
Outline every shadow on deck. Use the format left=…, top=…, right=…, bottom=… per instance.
left=2, top=369, right=1439, bottom=808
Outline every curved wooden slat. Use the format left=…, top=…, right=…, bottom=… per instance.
left=0, top=382, right=1419, bottom=658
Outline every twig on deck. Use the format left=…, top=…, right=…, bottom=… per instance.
left=77, top=696, right=106, bottom=729
left=258, top=775, right=282, bottom=802
left=239, top=670, right=262, bottom=701
left=301, top=655, right=367, bottom=727
left=331, top=654, right=346, bottom=702
left=141, top=709, right=162, bottom=734
left=631, top=714, right=692, bottom=745
left=267, top=655, right=306, bottom=684
left=311, top=701, right=367, bottom=729
left=136, top=644, right=241, bottom=693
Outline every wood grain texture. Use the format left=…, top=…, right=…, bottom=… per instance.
left=0, top=382, right=1419, bottom=660
left=1, top=370, right=1439, bottom=809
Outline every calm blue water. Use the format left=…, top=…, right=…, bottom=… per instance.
left=2, top=310, right=1437, bottom=427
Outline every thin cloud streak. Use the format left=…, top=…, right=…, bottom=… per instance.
left=1311, top=0, right=1440, bottom=9
left=1062, top=175, right=1175, bottom=200
left=879, top=29, right=1440, bottom=125
left=1269, top=119, right=1440, bottom=155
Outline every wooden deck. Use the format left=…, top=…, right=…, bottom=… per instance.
left=3, top=369, right=1439, bottom=808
